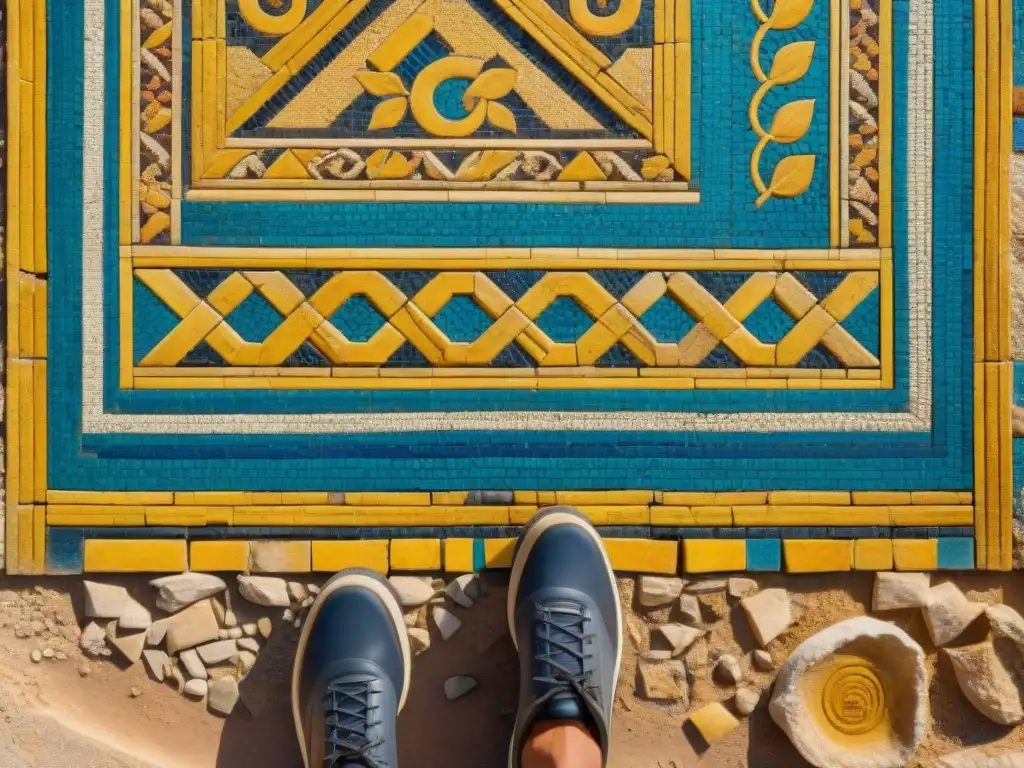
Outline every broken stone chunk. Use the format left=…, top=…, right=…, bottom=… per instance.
left=727, top=577, right=759, bottom=599
left=237, top=576, right=291, bottom=608
left=432, top=606, right=462, bottom=640
left=197, top=639, right=238, bottom=665
left=655, top=623, right=702, bottom=657
left=184, top=678, right=208, bottom=699
left=678, top=593, right=702, bottom=625
left=80, top=622, right=111, bottom=657
left=945, top=642, right=1024, bottom=725
left=257, top=617, right=272, bottom=639
left=752, top=649, right=774, bottom=672
left=389, top=577, right=436, bottom=608
left=208, top=676, right=240, bottom=716
left=150, top=573, right=226, bottom=613
left=109, top=630, right=147, bottom=664
left=164, top=599, right=221, bottom=654
left=143, top=649, right=168, bottom=682
left=872, top=572, right=930, bottom=611
left=237, top=638, right=260, bottom=654
left=119, top=595, right=153, bottom=631
left=445, top=574, right=480, bottom=608
left=179, top=648, right=208, bottom=681
left=714, top=654, right=742, bottom=686
left=741, top=588, right=793, bottom=647
left=444, top=675, right=478, bottom=701
left=638, top=576, right=685, bottom=608
left=923, top=582, right=986, bottom=647
left=684, top=578, right=727, bottom=594
left=637, top=659, right=688, bottom=703
left=735, top=686, right=761, bottom=716
left=147, top=621, right=168, bottom=647
left=408, top=627, right=430, bottom=656
left=83, top=581, right=128, bottom=619
left=287, top=582, right=308, bottom=603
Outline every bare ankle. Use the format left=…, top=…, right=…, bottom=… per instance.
left=521, top=720, right=603, bottom=768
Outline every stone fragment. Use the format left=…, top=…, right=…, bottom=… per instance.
left=446, top=574, right=480, bottom=608
left=735, top=686, right=761, bottom=716
left=684, top=578, right=727, bottom=594
left=78, top=661, right=92, bottom=677
left=237, top=638, right=260, bottom=653
left=444, top=675, right=478, bottom=701
left=42, top=648, right=54, bottom=659
left=80, top=622, right=111, bottom=657
left=432, top=606, right=462, bottom=640
left=83, top=581, right=128, bottom=619
left=169, top=664, right=185, bottom=694
left=872, top=572, right=930, bottom=611
left=638, top=576, right=685, bottom=607
left=223, top=611, right=238, bottom=629
left=227, top=627, right=243, bottom=639
left=237, top=576, right=291, bottom=608
left=119, top=595, right=153, bottom=631
left=987, top=604, right=1024, bottom=652
left=164, top=600, right=221, bottom=654
left=678, top=593, right=702, bottom=625
left=241, top=622, right=258, bottom=637
left=179, top=648, right=208, bottom=680
left=30, top=650, right=42, bottom=663
left=184, top=678, right=208, bottom=698
left=197, top=639, right=238, bottom=665
left=741, top=588, right=793, bottom=647
left=923, top=582, right=986, bottom=647
left=287, top=582, right=308, bottom=603
left=714, top=654, right=742, bottom=686
left=684, top=638, right=710, bottom=673
left=408, top=627, right=430, bottom=656
left=147, top=622, right=167, bottom=647
left=143, top=649, right=168, bottom=682
left=931, top=750, right=1024, bottom=768
left=655, top=623, right=702, bottom=656
left=637, top=659, right=688, bottom=703
left=208, top=676, right=240, bottom=716
left=698, top=593, right=729, bottom=621
left=769, top=617, right=927, bottom=768
left=945, top=642, right=1024, bottom=725
left=389, top=577, right=436, bottom=608
left=752, top=649, right=775, bottom=672
left=687, top=702, right=740, bottom=743
left=727, top=577, right=759, bottom=599
left=130, top=686, right=143, bottom=698
left=109, top=630, right=147, bottom=664
left=641, top=650, right=674, bottom=661
left=150, top=573, right=226, bottom=613
left=257, top=617, right=272, bottom=639
left=238, top=650, right=257, bottom=673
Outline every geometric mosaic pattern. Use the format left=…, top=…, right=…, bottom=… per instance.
left=132, top=267, right=880, bottom=371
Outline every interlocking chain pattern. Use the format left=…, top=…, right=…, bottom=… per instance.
left=135, top=269, right=880, bottom=368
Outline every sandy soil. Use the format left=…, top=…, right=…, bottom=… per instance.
left=0, top=572, right=1022, bottom=768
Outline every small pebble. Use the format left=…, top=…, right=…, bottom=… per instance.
left=78, top=661, right=92, bottom=677
left=283, top=609, right=295, bottom=623
left=257, top=617, right=272, bottom=639
left=241, top=622, right=257, bottom=637
left=130, top=686, right=143, bottom=698
left=30, top=650, right=42, bottom=663
left=227, top=627, right=243, bottom=639
left=42, top=648, right=55, bottom=659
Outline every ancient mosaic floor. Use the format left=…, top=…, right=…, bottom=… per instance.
left=3, top=0, right=1014, bottom=575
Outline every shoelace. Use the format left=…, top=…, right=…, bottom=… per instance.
left=323, top=680, right=386, bottom=768
left=532, top=603, right=598, bottom=709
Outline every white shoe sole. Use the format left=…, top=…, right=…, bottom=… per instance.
left=506, top=511, right=622, bottom=768
left=291, top=571, right=411, bottom=768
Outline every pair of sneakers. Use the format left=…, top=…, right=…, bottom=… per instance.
left=291, top=508, right=623, bottom=768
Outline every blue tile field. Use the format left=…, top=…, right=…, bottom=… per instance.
left=4, top=0, right=1013, bottom=575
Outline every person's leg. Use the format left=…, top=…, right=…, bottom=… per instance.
left=507, top=507, right=623, bottom=768
left=291, top=569, right=410, bottom=768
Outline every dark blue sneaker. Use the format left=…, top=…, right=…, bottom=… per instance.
left=292, top=569, right=411, bottom=768
left=507, top=507, right=622, bottom=767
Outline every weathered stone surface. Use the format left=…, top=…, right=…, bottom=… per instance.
left=143, top=649, right=168, bottom=682
left=769, top=617, right=926, bottom=768
left=147, top=622, right=168, bottom=647
left=30, top=650, right=41, bottom=663
left=241, top=622, right=258, bottom=637
left=109, top=630, right=147, bottom=664
left=714, top=654, right=742, bottom=686
left=432, top=606, right=462, bottom=640
left=237, top=637, right=260, bottom=653
left=237, top=576, right=291, bottom=608
left=741, top=588, right=793, bottom=647
left=444, top=675, right=478, bottom=700
left=197, top=639, right=238, bottom=665
left=987, top=605, right=1024, bottom=651
left=727, top=577, right=758, bottom=599
left=637, top=659, right=688, bottom=703
left=678, top=593, right=702, bottom=625
left=150, top=573, right=226, bottom=613
left=164, top=599, right=221, bottom=654
left=184, top=678, right=208, bottom=698
left=179, top=648, right=208, bottom=681
left=684, top=578, right=727, bottom=594
left=945, top=642, right=1024, bottom=725
left=687, top=702, right=739, bottom=743
left=83, top=581, right=128, bottom=619
left=80, top=622, right=111, bottom=657
left=656, top=623, right=702, bottom=656
left=287, top=582, right=308, bottom=603
left=698, top=592, right=729, bottom=621
left=872, top=572, right=930, bottom=611
left=752, top=649, right=774, bottom=672
left=119, top=595, right=153, bottom=631
left=445, top=574, right=480, bottom=608
left=408, top=627, right=430, bottom=656
left=208, top=676, right=240, bottom=716
left=638, top=576, right=684, bottom=607
left=257, top=617, right=272, bottom=638
left=389, top=577, right=436, bottom=608
left=923, top=582, right=986, bottom=647
left=931, top=750, right=1024, bottom=768
left=734, top=686, right=761, bottom=716
left=238, top=650, right=257, bottom=673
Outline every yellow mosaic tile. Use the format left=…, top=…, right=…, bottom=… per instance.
left=84, top=540, right=187, bottom=572
left=853, top=539, right=894, bottom=571
left=389, top=539, right=442, bottom=571
left=604, top=539, right=678, bottom=574
left=783, top=540, right=854, bottom=573
left=892, top=539, right=938, bottom=571
left=682, top=540, right=744, bottom=573
left=190, top=540, right=250, bottom=572
left=483, top=538, right=516, bottom=568
left=249, top=540, right=312, bottom=573
left=312, top=541, right=389, bottom=574
left=443, top=539, right=476, bottom=572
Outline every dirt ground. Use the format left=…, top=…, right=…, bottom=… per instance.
left=0, top=571, right=1022, bottom=768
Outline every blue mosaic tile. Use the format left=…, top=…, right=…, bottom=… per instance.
left=937, top=538, right=975, bottom=570
left=433, top=295, right=493, bottom=342
left=330, top=296, right=389, bottom=342
left=534, top=296, right=594, bottom=343
left=746, top=539, right=782, bottom=571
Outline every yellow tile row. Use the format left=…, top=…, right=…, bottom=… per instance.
left=78, top=537, right=951, bottom=574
